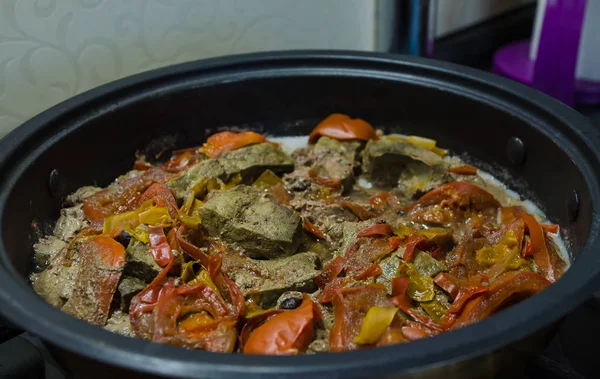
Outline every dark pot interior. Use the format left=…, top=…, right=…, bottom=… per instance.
left=1, top=51, right=600, bottom=379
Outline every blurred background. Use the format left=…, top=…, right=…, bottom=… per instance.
left=6, top=0, right=598, bottom=138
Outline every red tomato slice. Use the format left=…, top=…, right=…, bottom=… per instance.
left=201, top=131, right=267, bottom=158
left=243, top=294, right=316, bottom=355
left=308, top=113, right=379, bottom=144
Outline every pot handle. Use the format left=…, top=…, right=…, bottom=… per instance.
left=0, top=317, right=45, bottom=378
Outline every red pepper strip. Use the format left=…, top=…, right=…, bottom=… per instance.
left=244, top=294, right=316, bottom=355
left=522, top=240, right=533, bottom=257
left=499, top=206, right=527, bottom=224
left=208, top=255, right=223, bottom=280
left=453, top=271, right=551, bottom=328
left=354, top=264, right=382, bottom=280
left=403, top=235, right=427, bottom=261
left=447, top=286, right=489, bottom=314
left=356, top=224, right=394, bottom=238
left=222, top=273, right=246, bottom=319
left=308, top=168, right=342, bottom=189
left=389, top=236, right=402, bottom=250
left=315, top=256, right=346, bottom=288
left=137, top=183, right=178, bottom=220
left=162, top=150, right=201, bottom=172
left=541, top=224, right=559, bottom=234
left=391, top=277, right=409, bottom=297
left=449, top=165, right=477, bottom=175
left=148, top=226, right=173, bottom=267
left=176, top=225, right=210, bottom=269
left=413, top=182, right=501, bottom=211
left=167, top=228, right=178, bottom=250
left=336, top=199, right=376, bottom=221
left=369, top=192, right=392, bottom=211
left=130, top=257, right=176, bottom=316
left=133, top=160, right=154, bottom=171
left=401, top=326, right=431, bottom=341
left=317, top=277, right=346, bottom=304
left=431, top=246, right=444, bottom=259
left=433, top=272, right=460, bottom=299
left=521, top=214, right=556, bottom=282
left=303, top=218, right=326, bottom=240
left=521, top=214, right=545, bottom=257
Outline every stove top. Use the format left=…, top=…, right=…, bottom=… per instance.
left=2, top=297, right=599, bottom=379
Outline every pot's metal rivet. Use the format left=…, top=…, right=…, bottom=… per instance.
left=567, top=189, right=580, bottom=222
left=48, top=169, right=65, bottom=199
left=506, top=136, right=526, bottom=166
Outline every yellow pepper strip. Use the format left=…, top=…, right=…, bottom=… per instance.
left=138, top=207, right=172, bottom=226
left=179, top=213, right=201, bottom=230
left=394, top=223, right=415, bottom=239
left=179, top=311, right=215, bottom=333
left=252, top=170, right=283, bottom=191
left=475, top=230, right=520, bottom=266
left=181, top=261, right=198, bottom=283
left=224, top=173, right=243, bottom=190
left=407, top=275, right=435, bottom=302
left=102, top=210, right=139, bottom=235
left=125, top=224, right=149, bottom=243
left=189, top=270, right=221, bottom=299
left=418, top=227, right=453, bottom=245
left=396, top=261, right=436, bottom=302
left=181, top=192, right=196, bottom=215
left=420, top=300, right=447, bottom=323
left=354, top=306, right=398, bottom=345
left=431, top=147, right=449, bottom=157
left=245, top=307, right=278, bottom=319
left=407, top=135, right=437, bottom=150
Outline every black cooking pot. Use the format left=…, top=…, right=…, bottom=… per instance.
left=1, top=51, right=600, bottom=379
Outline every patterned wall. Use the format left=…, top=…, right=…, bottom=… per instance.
left=0, top=0, right=531, bottom=137
left=0, top=0, right=377, bottom=137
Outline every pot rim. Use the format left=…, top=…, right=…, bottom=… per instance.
left=1, top=50, right=600, bottom=379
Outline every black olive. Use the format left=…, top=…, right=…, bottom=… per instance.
left=278, top=297, right=302, bottom=310
left=291, top=180, right=309, bottom=191
left=115, top=231, right=132, bottom=247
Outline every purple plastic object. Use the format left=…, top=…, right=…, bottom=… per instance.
left=493, top=0, right=599, bottom=107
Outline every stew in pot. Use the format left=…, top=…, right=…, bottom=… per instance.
left=31, top=114, right=567, bottom=354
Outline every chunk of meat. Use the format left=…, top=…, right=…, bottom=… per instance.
left=53, top=204, right=89, bottom=242
left=218, top=143, right=294, bottom=182
left=33, top=236, right=66, bottom=269
left=308, top=137, right=361, bottom=192
left=166, top=158, right=228, bottom=200
left=31, top=243, right=80, bottom=308
left=123, top=239, right=162, bottom=283
left=199, top=186, right=303, bottom=259
left=62, top=236, right=125, bottom=325
left=361, top=139, right=449, bottom=193
left=117, top=276, right=147, bottom=311
left=221, top=251, right=320, bottom=307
